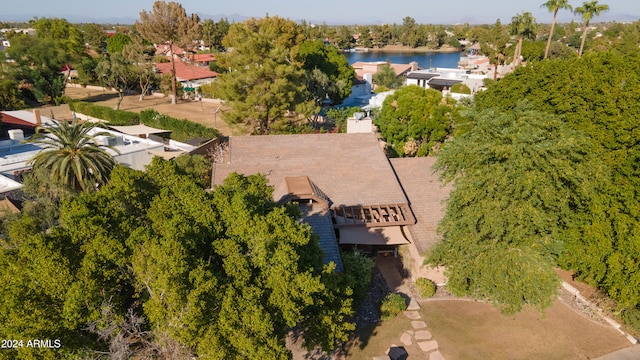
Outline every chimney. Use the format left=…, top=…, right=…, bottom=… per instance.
left=33, top=109, right=42, bottom=126
left=410, top=61, right=418, bottom=71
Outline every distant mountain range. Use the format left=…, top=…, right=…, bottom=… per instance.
left=0, top=11, right=637, bottom=25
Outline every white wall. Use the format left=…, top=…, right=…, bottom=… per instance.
left=347, top=117, right=373, bottom=133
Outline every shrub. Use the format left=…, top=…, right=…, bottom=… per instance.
left=450, top=83, right=471, bottom=94
left=69, top=102, right=139, bottom=125
left=380, top=293, right=407, bottom=320
left=621, top=307, right=640, bottom=336
left=139, top=109, right=219, bottom=141
left=69, top=102, right=220, bottom=141
left=341, top=250, right=375, bottom=307
left=415, top=278, right=436, bottom=298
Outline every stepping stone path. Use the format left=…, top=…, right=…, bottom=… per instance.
left=403, top=311, right=421, bottom=320
left=418, top=340, right=439, bottom=352
left=400, top=333, right=413, bottom=346
left=379, top=302, right=445, bottom=360
left=415, top=330, right=432, bottom=340
left=411, top=321, right=427, bottom=329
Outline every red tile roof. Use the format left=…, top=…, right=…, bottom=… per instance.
left=155, top=44, right=185, bottom=56
left=155, top=59, right=218, bottom=81
left=191, top=53, right=216, bottom=63
left=0, top=113, right=34, bottom=128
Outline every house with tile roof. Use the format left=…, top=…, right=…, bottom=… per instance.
left=155, top=59, right=218, bottom=89
left=212, top=133, right=420, bottom=271
left=344, top=61, right=420, bottom=105
left=155, top=44, right=186, bottom=57
left=187, top=53, right=216, bottom=67
left=352, top=61, right=420, bottom=80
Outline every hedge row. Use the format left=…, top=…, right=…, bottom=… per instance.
left=139, top=109, right=219, bottom=142
left=69, top=102, right=220, bottom=141
left=69, top=101, right=139, bottom=125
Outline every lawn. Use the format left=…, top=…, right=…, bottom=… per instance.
left=342, top=299, right=631, bottom=360
left=61, top=85, right=239, bottom=135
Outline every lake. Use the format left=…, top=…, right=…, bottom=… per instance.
left=344, top=51, right=462, bottom=69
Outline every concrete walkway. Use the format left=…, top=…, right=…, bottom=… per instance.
left=594, top=346, right=640, bottom=360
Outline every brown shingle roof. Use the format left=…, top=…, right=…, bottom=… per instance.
left=213, top=133, right=408, bottom=208
left=390, top=157, right=453, bottom=253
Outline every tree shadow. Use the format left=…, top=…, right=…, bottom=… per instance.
left=340, top=322, right=379, bottom=358
left=81, top=92, right=120, bottom=103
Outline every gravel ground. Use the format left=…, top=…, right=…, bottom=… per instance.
left=353, top=268, right=390, bottom=328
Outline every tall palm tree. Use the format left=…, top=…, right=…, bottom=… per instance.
left=26, top=119, right=119, bottom=192
left=510, top=11, right=537, bottom=67
left=575, top=1, right=610, bottom=57
left=541, top=0, right=573, bottom=59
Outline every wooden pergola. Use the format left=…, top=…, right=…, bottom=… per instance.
left=332, top=203, right=415, bottom=228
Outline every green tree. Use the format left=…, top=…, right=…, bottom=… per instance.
left=429, top=104, right=596, bottom=313
left=0, top=79, right=26, bottom=110
left=123, top=38, right=159, bottom=101
left=541, top=0, right=573, bottom=59
left=373, top=63, right=404, bottom=90
left=326, top=106, right=363, bottom=133
left=78, top=23, right=107, bottom=54
left=201, top=18, right=230, bottom=51
left=31, top=18, right=85, bottom=86
left=371, top=24, right=392, bottom=48
left=137, top=1, right=202, bottom=104
left=358, top=26, right=373, bottom=48
left=480, top=19, right=509, bottom=80
left=75, top=57, right=99, bottom=87
left=31, top=18, right=84, bottom=56
left=106, top=33, right=131, bottom=55
left=171, top=154, right=212, bottom=189
left=6, top=34, right=71, bottom=104
left=297, top=39, right=355, bottom=105
left=510, top=11, right=537, bottom=67
left=0, top=222, right=91, bottom=360
left=214, top=16, right=310, bottom=134
left=26, top=119, right=118, bottom=192
left=334, top=25, right=355, bottom=50
left=375, top=85, right=456, bottom=156
left=473, top=50, right=640, bottom=314
left=11, top=160, right=353, bottom=357
left=95, top=53, right=136, bottom=110
left=575, top=1, right=610, bottom=57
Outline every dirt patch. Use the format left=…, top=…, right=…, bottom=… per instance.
left=555, top=268, right=601, bottom=300
left=62, top=85, right=242, bottom=136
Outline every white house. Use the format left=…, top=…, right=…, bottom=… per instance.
left=406, top=67, right=488, bottom=95
left=0, top=122, right=170, bottom=194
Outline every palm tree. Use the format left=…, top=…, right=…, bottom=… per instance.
left=541, top=0, right=573, bottom=59
left=26, top=119, right=119, bottom=192
left=510, top=11, right=537, bottom=67
left=575, top=1, right=610, bottom=57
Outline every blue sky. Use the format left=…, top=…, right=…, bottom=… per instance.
left=2, top=0, right=638, bottom=24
